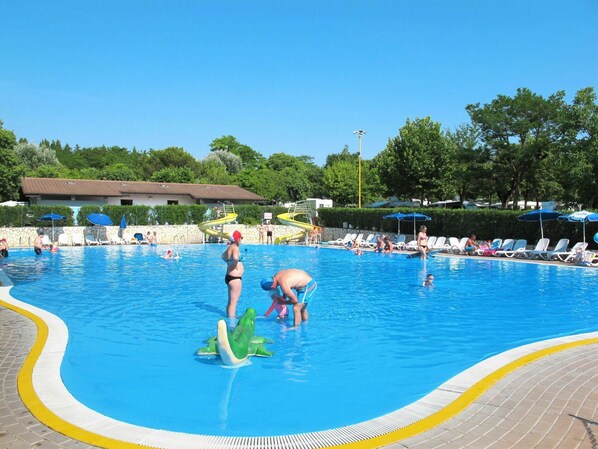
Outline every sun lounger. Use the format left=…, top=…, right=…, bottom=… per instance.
left=495, top=239, right=527, bottom=257
left=556, top=242, right=588, bottom=262
left=518, top=238, right=550, bottom=259
left=538, top=238, right=569, bottom=260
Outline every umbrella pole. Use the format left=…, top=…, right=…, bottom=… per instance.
left=540, top=215, right=543, bottom=240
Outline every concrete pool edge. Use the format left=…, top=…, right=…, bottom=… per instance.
left=1, top=269, right=598, bottom=449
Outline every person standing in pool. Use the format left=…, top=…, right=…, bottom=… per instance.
left=417, top=225, right=429, bottom=259
left=33, top=232, right=46, bottom=255
left=261, top=269, right=317, bottom=327
left=222, top=230, right=244, bottom=318
left=265, top=221, right=274, bottom=244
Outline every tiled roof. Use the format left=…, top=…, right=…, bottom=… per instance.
left=21, top=178, right=265, bottom=201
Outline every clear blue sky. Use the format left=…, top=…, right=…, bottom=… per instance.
left=1, top=0, right=597, bottom=166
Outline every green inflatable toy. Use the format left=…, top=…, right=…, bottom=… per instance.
left=197, top=308, right=274, bottom=365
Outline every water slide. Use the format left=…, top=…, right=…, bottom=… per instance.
left=274, top=212, right=320, bottom=244
left=198, top=213, right=238, bottom=241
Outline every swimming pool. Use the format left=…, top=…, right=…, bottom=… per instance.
left=3, top=245, right=598, bottom=441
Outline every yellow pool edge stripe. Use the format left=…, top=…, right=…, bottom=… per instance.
left=1, top=297, right=148, bottom=449
left=3, top=292, right=598, bottom=449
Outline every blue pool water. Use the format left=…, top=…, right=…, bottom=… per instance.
left=3, top=245, right=598, bottom=436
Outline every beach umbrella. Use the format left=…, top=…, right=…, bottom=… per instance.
left=119, top=215, right=127, bottom=237
left=557, top=210, right=598, bottom=246
left=399, top=212, right=432, bottom=241
left=383, top=212, right=406, bottom=234
left=38, top=213, right=66, bottom=241
left=517, top=209, right=562, bottom=240
left=87, top=213, right=113, bottom=240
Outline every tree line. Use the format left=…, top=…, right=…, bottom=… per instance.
left=1, top=87, right=596, bottom=209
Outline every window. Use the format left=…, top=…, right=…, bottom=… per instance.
left=167, top=200, right=179, bottom=205
left=121, top=199, right=133, bottom=206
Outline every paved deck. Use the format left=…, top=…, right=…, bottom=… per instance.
left=2, top=305, right=598, bottom=449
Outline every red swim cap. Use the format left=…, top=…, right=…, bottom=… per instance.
left=232, top=230, right=242, bottom=242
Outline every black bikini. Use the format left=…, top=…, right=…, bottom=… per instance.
left=225, top=274, right=242, bottom=284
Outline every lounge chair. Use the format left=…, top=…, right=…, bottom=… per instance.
left=403, top=239, right=418, bottom=251
left=448, top=237, right=468, bottom=254
left=495, top=239, right=527, bottom=257
left=360, top=234, right=377, bottom=247
left=474, top=238, right=502, bottom=256
left=392, top=234, right=407, bottom=250
left=134, top=232, right=149, bottom=244
left=57, top=234, right=71, bottom=246
left=71, top=235, right=83, bottom=246
left=363, top=234, right=382, bottom=248
left=327, top=232, right=355, bottom=246
left=41, top=235, right=52, bottom=246
left=518, top=238, right=550, bottom=259
left=427, top=236, right=437, bottom=249
left=431, top=236, right=450, bottom=251
left=557, top=242, right=588, bottom=262
left=347, top=233, right=364, bottom=248
left=110, top=235, right=126, bottom=245
left=85, top=234, right=100, bottom=245
left=538, top=238, right=569, bottom=260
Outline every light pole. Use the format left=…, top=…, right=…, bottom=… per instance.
left=353, top=129, right=366, bottom=208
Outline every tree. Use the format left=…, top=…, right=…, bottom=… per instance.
left=323, top=159, right=358, bottom=205
left=447, top=124, right=494, bottom=203
left=204, top=150, right=243, bottom=174
left=0, top=121, right=25, bottom=200
left=101, top=163, right=138, bottom=181
left=556, top=87, right=598, bottom=208
left=466, top=88, right=567, bottom=208
left=197, top=159, right=231, bottom=184
left=13, top=141, right=60, bottom=171
left=374, top=117, right=456, bottom=202
left=142, top=147, right=202, bottom=180
left=210, top=135, right=264, bottom=169
left=150, top=167, right=196, bottom=183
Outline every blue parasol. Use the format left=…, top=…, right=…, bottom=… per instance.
left=87, top=213, right=113, bottom=226
left=120, top=215, right=127, bottom=229
left=38, top=213, right=67, bottom=241
left=518, top=209, right=562, bottom=240
left=383, top=212, right=406, bottom=234
left=557, top=210, right=598, bottom=246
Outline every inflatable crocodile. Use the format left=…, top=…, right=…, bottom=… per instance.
left=197, top=308, right=274, bottom=365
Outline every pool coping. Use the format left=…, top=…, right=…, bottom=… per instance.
left=1, top=264, right=598, bottom=449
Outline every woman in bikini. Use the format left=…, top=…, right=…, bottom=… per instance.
left=222, top=230, right=244, bottom=318
left=417, top=225, right=429, bottom=259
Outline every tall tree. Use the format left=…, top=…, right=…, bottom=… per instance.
left=13, top=141, right=60, bottom=172
left=210, top=135, right=264, bottom=169
left=466, top=88, right=567, bottom=208
left=0, top=120, right=25, bottom=201
left=374, top=117, right=456, bottom=203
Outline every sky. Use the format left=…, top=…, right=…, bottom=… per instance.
left=1, top=0, right=597, bottom=166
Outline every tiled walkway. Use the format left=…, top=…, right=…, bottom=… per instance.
left=2, top=305, right=597, bottom=449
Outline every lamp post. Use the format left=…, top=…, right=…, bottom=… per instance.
left=353, top=129, right=366, bottom=208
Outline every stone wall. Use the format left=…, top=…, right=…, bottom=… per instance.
left=0, top=224, right=382, bottom=248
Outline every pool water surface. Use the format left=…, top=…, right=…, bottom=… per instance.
left=4, top=244, right=598, bottom=436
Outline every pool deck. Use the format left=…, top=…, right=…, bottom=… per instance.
left=1, top=253, right=597, bottom=449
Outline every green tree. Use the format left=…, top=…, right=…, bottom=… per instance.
left=197, top=159, right=231, bottom=184
left=447, top=124, right=494, bottom=203
left=142, top=147, right=202, bottom=180
left=374, top=117, right=456, bottom=202
left=210, top=135, right=264, bottom=169
left=0, top=121, right=26, bottom=200
left=466, top=88, right=567, bottom=208
left=14, top=141, right=60, bottom=171
left=323, top=159, right=358, bottom=205
left=101, top=163, right=138, bottom=181
left=557, top=87, right=598, bottom=208
left=204, top=150, right=243, bottom=174
left=150, top=167, right=196, bottom=183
